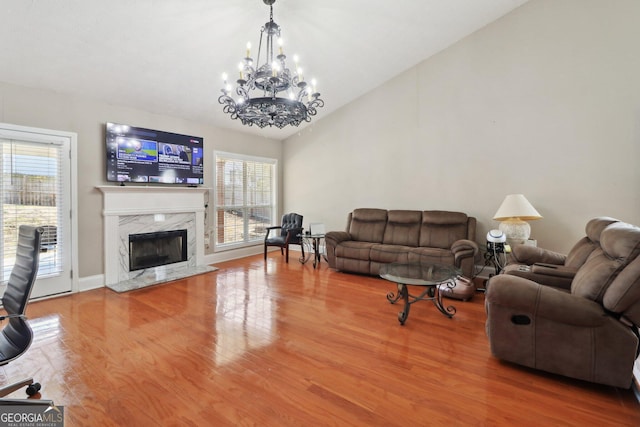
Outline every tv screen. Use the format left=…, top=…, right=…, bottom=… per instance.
left=106, top=122, right=204, bottom=185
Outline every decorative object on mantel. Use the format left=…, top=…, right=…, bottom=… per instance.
left=493, top=194, right=542, bottom=246
left=218, top=0, right=324, bottom=128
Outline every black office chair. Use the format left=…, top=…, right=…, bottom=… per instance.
left=0, top=225, right=43, bottom=398
left=264, top=213, right=304, bottom=263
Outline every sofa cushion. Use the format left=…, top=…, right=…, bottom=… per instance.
left=407, top=247, right=455, bottom=267
left=382, top=210, right=421, bottom=246
left=419, top=211, right=469, bottom=249
left=370, top=244, right=413, bottom=264
left=348, top=208, right=387, bottom=244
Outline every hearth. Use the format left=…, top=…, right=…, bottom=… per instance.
left=129, top=229, right=187, bottom=271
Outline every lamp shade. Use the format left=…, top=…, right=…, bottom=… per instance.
left=493, top=194, right=542, bottom=221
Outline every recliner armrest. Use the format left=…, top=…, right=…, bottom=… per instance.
left=509, top=245, right=566, bottom=266
left=486, top=275, right=607, bottom=327
left=531, top=263, right=577, bottom=278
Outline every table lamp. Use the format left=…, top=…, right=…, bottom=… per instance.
left=493, top=194, right=542, bottom=246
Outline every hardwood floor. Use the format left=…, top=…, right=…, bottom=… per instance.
left=3, top=253, right=640, bottom=426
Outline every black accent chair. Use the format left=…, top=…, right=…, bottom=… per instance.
left=0, top=225, right=44, bottom=399
left=264, top=213, right=304, bottom=263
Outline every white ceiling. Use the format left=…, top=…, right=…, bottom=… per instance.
left=0, top=0, right=528, bottom=140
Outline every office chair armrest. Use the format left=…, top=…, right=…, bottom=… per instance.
left=0, top=314, right=26, bottom=321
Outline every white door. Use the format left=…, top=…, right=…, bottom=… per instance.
left=0, top=124, right=75, bottom=299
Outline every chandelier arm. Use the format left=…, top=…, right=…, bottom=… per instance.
left=236, top=85, right=250, bottom=101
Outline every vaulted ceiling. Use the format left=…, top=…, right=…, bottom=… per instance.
left=0, top=0, right=528, bottom=140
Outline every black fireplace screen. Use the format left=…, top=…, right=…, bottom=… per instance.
left=128, top=229, right=188, bottom=271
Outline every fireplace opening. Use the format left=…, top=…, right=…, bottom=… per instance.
left=129, top=229, right=188, bottom=271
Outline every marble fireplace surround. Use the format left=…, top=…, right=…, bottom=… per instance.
left=98, top=186, right=214, bottom=292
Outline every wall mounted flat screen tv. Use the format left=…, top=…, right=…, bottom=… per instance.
left=106, top=122, right=204, bottom=185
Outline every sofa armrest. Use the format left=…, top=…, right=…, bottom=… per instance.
left=509, top=244, right=566, bottom=266
left=325, top=231, right=352, bottom=268
left=451, top=239, right=479, bottom=277
left=451, top=239, right=479, bottom=256
left=325, top=231, right=351, bottom=245
left=486, top=274, right=607, bottom=327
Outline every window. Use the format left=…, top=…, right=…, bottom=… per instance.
left=214, top=151, right=276, bottom=250
left=1, top=138, right=64, bottom=281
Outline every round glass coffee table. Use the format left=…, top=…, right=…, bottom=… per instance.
left=379, top=262, right=461, bottom=325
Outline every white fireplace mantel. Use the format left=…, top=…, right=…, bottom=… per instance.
left=98, top=185, right=209, bottom=216
left=97, top=186, right=211, bottom=290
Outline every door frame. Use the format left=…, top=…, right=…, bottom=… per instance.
left=0, top=122, right=79, bottom=298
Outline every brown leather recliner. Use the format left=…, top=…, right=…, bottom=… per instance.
left=502, top=217, right=619, bottom=290
left=485, top=220, right=640, bottom=388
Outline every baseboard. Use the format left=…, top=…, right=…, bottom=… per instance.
left=204, top=246, right=263, bottom=265
left=79, top=274, right=105, bottom=292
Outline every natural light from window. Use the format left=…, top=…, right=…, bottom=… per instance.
left=213, top=151, right=276, bottom=250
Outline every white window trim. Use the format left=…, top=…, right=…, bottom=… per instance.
left=0, top=122, right=79, bottom=295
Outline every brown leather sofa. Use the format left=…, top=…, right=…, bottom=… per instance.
left=485, top=220, right=640, bottom=388
left=502, top=217, right=619, bottom=290
left=325, top=208, right=478, bottom=277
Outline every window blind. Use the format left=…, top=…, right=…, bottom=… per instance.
left=214, top=152, right=276, bottom=249
left=1, top=138, right=64, bottom=282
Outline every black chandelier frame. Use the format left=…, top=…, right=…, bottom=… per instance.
left=218, top=0, right=324, bottom=129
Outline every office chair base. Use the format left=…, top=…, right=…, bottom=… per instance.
left=0, top=398, right=54, bottom=406
left=0, top=377, right=39, bottom=397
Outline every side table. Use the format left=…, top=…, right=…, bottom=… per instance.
left=299, top=233, right=325, bottom=268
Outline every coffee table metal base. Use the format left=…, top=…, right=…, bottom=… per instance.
left=386, top=282, right=456, bottom=325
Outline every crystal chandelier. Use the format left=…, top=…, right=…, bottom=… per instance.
left=218, top=0, right=324, bottom=129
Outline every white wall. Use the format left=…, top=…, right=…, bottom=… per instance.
left=283, top=0, right=640, bottom=253
left=0, top=81, right=282, bottom=278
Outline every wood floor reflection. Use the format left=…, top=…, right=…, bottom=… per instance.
left=3, top=254, right=640, bottom=426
